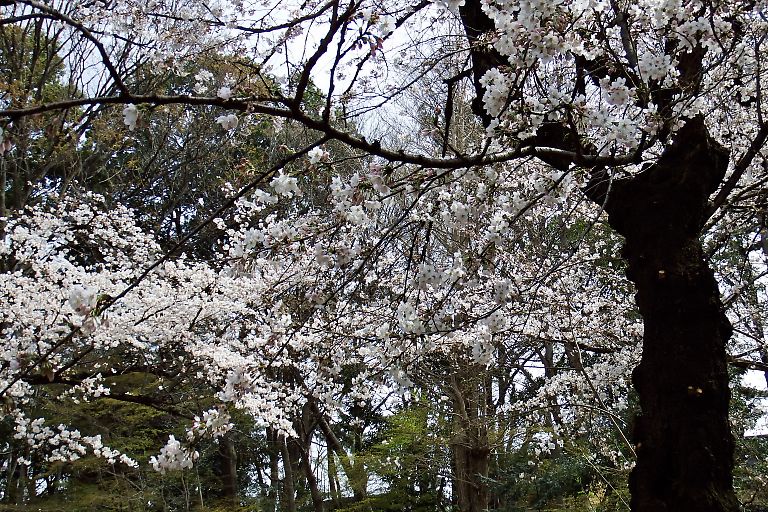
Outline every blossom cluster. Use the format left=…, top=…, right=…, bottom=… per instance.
left=13, top=412, right=137, bottom=467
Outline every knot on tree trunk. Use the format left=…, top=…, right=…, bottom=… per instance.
left=586, top=116, right=729, bottom=242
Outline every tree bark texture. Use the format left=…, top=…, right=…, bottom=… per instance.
left=587, top=117, right=739, bottom=511
left=452, top=441, right=490, bottom=512
left=449, top=374, right=490, bottom=512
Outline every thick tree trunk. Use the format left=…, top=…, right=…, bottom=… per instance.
left=458, top=4, right=739, bottom=507
left=452, top=441, right=490, bottom=512
left=587, top=117, right=738, bottom=511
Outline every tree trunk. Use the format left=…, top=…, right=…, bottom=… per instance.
left=449, top=374, right=490, bottom=512
left=280, top=436, right=297, bottom=512
left=299, top=440, right=325, bottom=512
left=457, top=0, right=740, bottom=504
left=587, top=117, right=739, bottom=511
left=266, top=428, right=281, bottom=512
left=452, top=441, right=490, bottom=512
left=217, top=434, right=238, bottom=506
left=313, top=402, right=370, bottom=504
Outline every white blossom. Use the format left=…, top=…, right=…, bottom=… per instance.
left=216, top=113, right=239, bottom=130
left=150, top=435, right=198, bottom=473
left=68, top=286, right=97, bottom=316
left=270, top=172, right=302, bottom=197
left=122, top=104, right=138, bottom=131
left=217, top=86, right=232, bottom=100
left=307, top=147, right=328, bottom=165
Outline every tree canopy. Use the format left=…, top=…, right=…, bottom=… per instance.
left=1, top=0, right=768, bottom=511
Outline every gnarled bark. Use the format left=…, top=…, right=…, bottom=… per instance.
left=586, top=117, right=739, bottom=511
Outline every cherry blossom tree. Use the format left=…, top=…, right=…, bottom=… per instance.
left=454, top=1, right=768, bottom=510
left=2, top=0, right=768, bottom=510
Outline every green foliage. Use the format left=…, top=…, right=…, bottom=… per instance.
left=730, top=368, right=768, bottom=511
left=0, top=23, right=85, bottom=212
left=329, top=400, right=447, bottom=512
